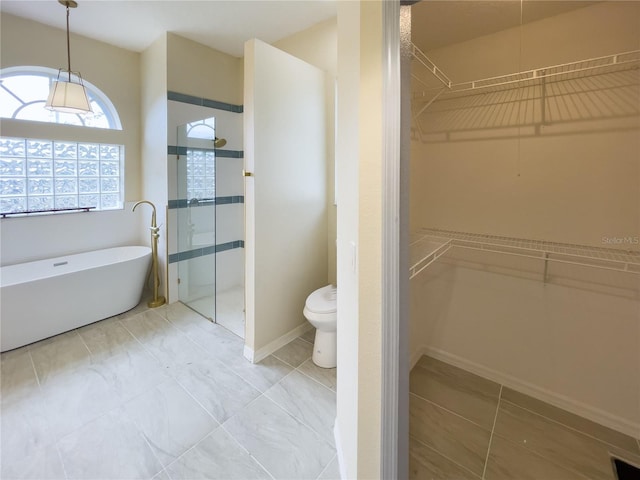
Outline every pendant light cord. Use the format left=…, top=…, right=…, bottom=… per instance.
left=66, top=4, right=72, bottom=81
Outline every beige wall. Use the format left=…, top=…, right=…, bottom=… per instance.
left=274, top=18, right=338, bottom=285
left=167, top=33, right=243, bottom=105
left=140, top=34, right=169, bottom=297
left=357, top=2, right=384, bottom=477
left=336, top=1, right=387, bottom=477
left=411, top=1, right=640, bottom=248
left=274, top=18, right=337, bottom=77
left=336, top=3, right=361, bottom=476
left=244, top=38, right=327, bottom=356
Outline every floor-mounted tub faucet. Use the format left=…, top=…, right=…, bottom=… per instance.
left=133, top=200, right=166, bottom=308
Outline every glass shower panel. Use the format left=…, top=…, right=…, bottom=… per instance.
left=213, top=148, right=245, bottom=338
left=176, top=115, right=245, bottom=338
left=176, top=118, right=217, bottom=321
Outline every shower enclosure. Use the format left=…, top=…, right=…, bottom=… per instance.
left=176, top=117, right=245, bottom=338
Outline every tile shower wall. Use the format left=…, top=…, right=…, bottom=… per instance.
left=167, top=95, right=244, bottom=303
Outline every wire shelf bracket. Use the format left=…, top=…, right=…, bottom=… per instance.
left=411, top=43, right=453, bottom=89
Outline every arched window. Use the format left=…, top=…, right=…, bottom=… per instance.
left=0, top=66, right=122, bottom=130
left=186, top=117, right=215, bottom=139
left=0, top=67, right=124, bottom=215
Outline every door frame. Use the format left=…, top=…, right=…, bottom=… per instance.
left=381, top=1, right=411, bottom=478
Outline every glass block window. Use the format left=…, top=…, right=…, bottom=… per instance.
left=0, top=137, right=124, bottom=214
left=186, top=149, right=215, bottom=201
left=0, top=66, right=122, bottom=130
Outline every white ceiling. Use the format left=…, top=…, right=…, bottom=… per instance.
left=0, top=0, right=338, bottom=57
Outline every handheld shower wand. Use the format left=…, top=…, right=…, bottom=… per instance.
left=133, top=200, right=166, bottom=308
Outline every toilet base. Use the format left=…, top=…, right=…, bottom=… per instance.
left=312, top=329, right=337, bottom=368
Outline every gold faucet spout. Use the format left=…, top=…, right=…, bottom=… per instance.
left=132, top=200, right=157, bottom=228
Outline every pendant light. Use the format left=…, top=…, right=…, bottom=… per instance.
left=45, top=0, right=92, bottom=114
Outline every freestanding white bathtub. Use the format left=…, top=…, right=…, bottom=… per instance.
left=0, top=246, right=151, bottom=352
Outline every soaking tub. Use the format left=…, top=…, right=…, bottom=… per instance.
left=0, top=246, right=151, bottom=352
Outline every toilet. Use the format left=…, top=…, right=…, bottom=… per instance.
left=303, top=284, right=337, bottom=368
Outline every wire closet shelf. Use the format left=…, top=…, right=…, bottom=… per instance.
left=411, top=44, right=640, bottom=103
left=410, top=228, right=640, bottom=280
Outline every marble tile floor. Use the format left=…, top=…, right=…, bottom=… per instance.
left=410, top=355, right=640, bottom=480
left=186, top=285, right=246, bottom=339
left=1, top=300, right=338, bottom=480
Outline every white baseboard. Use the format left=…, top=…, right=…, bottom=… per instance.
left=243, top=344, right=255, bottom=363
left=415, top=345, right=640, bottom=438
left=243, top=322, right=314, bottom=364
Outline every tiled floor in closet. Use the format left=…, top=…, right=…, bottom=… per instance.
left=410, top=355, right=640, bottom=480
left=1, top=300, right=338, bottom=480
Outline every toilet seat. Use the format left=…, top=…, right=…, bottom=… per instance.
left=305, top=284, right=336, bottom=314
